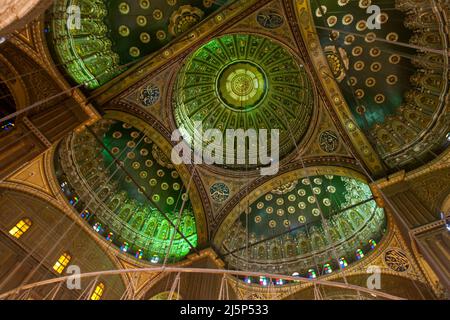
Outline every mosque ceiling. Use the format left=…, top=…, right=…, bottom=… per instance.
left=31, top=0, right=449, bottom=281
left=55, top=118, right=200, bottom=262
left=308, top=0, right=450, bottom=170
left=219, top=171, right=386, bottom=276
left=47, top=0, right=231, bottom=89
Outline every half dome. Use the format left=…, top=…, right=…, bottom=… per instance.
left=219, top=172, right=386, bottom=276
left=54, top=119, right=198, bottom=262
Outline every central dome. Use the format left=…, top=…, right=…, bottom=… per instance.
left=173, top=33, right=315, bottom=169
left=217, top=61, right=268, bottom=111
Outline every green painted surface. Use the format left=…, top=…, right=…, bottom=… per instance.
left=56, top=120, right=198, bottom=262
left=173, top=33, right=315, bottom=168
left=222, top=173, right=386, bottom=275
left=47, top=0, right=229, bottom=89
left=311, top=0, right=416, bottom=129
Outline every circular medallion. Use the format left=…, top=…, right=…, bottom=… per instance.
left=139, top=0, right=150, bottom=9
left=119, top=2, right=130, bottom=14
left=139, top=85, right=161, bottom=106
left=210, top=182, right=230, bottom=203
left=384, top=249, right=410, bottom=272
left=119, top=25, right=130, bottom=37
left=319, top=130, right=339, bottom=153
left=217, top=61, right=268, bottom=112
left=256, top=9, right=284, bottom=29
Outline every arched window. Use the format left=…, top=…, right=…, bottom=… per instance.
left=9, top=218, right=32, bottom=238
left=323, top=263, right=333, bottom=274
left=307, top=269, right=317, bottom=279
left=339, top=257, right=348, bottom=269
left=356, top=248, right=365, bottom=260
left=369, top=239, right=377, bottom=250
left=90, top=283, right=105, bottom=300
left=53, top=252, right=71, bottom=274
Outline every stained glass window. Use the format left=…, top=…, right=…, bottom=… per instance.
left=339, top=257, right=348, bottom=269
left=69, top=196, right=79, bottom=205
left=120, top=242, right=129, bottom=252
left=356, top=248, right=364, bottom=260
left=9, top=218, right=32, bottom=239
left=135, top=249, right=143, bottom=259
left=106, top=232, right=113, bottom=241
left=323, top=263, right=333, bottom=274
left=369, top=239, right=377, bottom=250
left=81, top=210, right=91, bottom=220
left=308, top=269, right=317, bottom=279
left=90, top=283, right=105, bottom=300
left=259, top=276, right=268, bottom=286
left=93, top=222, right=102, bottom=233
left=53, top=253, right=71, bottom=274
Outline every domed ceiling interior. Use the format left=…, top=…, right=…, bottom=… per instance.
left=311, top=0, right=449, bottom=169
left=38, top=0, right=448, bottom=285
left=173, top=33, right=314, bottom=169
left=47, top=0, right=230, bottom=89
left=55, top=119, right=197, bottom=262
left=220, top=173, right=386, bottom=277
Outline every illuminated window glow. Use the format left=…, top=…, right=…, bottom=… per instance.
left=259, top=276, right=268, bottom=286
left=308, top=269, right=317, bottom=279
left=339, top=257, right=348, bottom=269
left=90, top=283, right=105, bottom=300
left=9, top=218, right=32, bottom=239
left=53, top=253, right=71, bottom=274
left=69, top=196, right=79, bottom=205
left=81, top=210, right=91, bottom=220
left=323, top=263, right=333, bottom=274
left=120, top=242, right=129, bottom=252
left=93, top=222, right=102, bottom=233
left=356, top=249, right=364, bottom=260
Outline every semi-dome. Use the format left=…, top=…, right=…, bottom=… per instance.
left=219, top=172, right=386, bottom=276
left=310, top=0, right=450, bottom=169
left=173, top=33, right=315, bottom=169
left=55, top=119, right=198, bottom=262
left=47, top=0, right=228, bottom=89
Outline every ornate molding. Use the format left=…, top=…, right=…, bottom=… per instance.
left=91, top=0, right=272, bottom=105
left=291, top=0, right=384, bottom=176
